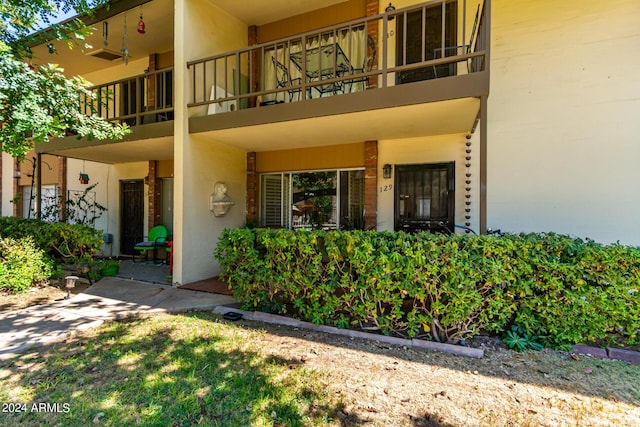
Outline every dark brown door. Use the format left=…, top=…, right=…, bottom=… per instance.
left=394, top=163, right=455, bottom=233
left=120, top=180, right=144, bottom=255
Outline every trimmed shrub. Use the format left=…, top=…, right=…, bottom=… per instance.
left=215, top=228, right=640, bottom=348
left=0, top=216, right=102, bottom=263
left=0, top=237, right=54, bottom=292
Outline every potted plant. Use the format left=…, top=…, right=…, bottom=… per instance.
left=96, top=258, right=120, bottom=277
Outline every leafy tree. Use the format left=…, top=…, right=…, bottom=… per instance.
left=0, top=0, right=129, bottom=160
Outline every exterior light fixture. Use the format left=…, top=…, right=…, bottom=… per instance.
left=383, top=164, right=393, bottom=179
left=385, top=3, right=396, bottom=20
left=64, top=276, right=79, bottom=299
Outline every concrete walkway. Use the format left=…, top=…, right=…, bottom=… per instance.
left=0, top=277, right=236, bottom=361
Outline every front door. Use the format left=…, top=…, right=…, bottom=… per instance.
left=120, top=180, right=144, bottom=255
left=395, top=163, right=455, bottom=233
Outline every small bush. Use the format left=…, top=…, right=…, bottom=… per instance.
left=215, top=229, right=640, bottom=348
left=0, top=216, right=102, bottom=263
left=0, top=237, right=53, bottom=292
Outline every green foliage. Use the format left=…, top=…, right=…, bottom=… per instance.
left=0, top=50, right=130, bottom=159
left=0, top=216, right=102, bottom=263
left=502, top=325, right=544, bottom=352
left=0, top=1, right=110, bottom=54
left=0, top=0, right=129, bottom=159
left=0, top=237, right=53, bottom=292
left=215, top=229, right=640, bottom=348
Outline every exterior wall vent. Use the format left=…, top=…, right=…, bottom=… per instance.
left=86, top=48, right=125, bottom=61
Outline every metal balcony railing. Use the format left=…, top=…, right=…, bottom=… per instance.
left=82, top=67, right=174, bottom=127
left=187, top=0, right=488, bottom=114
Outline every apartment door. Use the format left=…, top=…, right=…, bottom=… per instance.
left=396, top=1, right=458, bottom=83
left=120, top=180, right=144, bottom=255
left=394, top=163, right=455, bottom=233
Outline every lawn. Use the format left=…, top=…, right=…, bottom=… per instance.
left=1, top=311, right=639, bottom=426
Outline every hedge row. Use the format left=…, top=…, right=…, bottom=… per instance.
left=215, top=228, right=640, bottom=348
left=0, top=216, right=102, bottom=263
left=0, top=237, right=54, bottom=292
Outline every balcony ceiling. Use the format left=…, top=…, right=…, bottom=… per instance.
left=30, top=0, right=174, bottom=77
left=193, top=97, right=480, bottom=151
left=213, top=0, right=349, bottom=26
left=41, top=135, right=174, bottom=164
left=28, top=0, right=349, bottom=78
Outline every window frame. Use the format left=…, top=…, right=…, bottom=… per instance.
left=259, top=167, right=365, bottom=230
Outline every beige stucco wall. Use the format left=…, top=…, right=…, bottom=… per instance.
left=173, top=0, right=248, bottom=284
left=488, top=0, right=640, bottom=244
left=378, top=132, right=480, bottom=233
left=66, top=159, right=148, bottom=256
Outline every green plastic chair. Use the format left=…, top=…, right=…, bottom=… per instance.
left=133, top=225, right=169, bottom=263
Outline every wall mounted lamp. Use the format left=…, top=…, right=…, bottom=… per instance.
left=385, top=3, right=396, bottom=20
left=383, top=164, right=393, bottom=179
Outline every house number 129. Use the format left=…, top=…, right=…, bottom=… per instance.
left=380, top=184, right=393, bottom=192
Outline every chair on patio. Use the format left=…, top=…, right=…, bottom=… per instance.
left=133, top=225, right=169, bottom=263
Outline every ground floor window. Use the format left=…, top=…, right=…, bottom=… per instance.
left=395, top=162, right=455, bottom=233
left=260, top=169, right=365, bottom=230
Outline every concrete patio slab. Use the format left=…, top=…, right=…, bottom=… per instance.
left=0, top=277, right=236, bottom=361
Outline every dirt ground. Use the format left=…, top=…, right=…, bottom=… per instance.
left=245, top=320, right=640, bottom=426
left=0, top=279, right=92, bottom=313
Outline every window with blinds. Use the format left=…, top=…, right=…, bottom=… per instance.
left=261, top=174, right=284, bottom=227
left=260, top=169, right=364, bottom=230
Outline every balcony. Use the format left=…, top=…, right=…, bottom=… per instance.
left=188, top=0, right=489, bottom=149
left=36, top=68, right=175, bottom=163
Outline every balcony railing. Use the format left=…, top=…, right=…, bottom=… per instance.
left=83, top=67, right=174, bottom=127
left=187, top=0, right=488, bottom=114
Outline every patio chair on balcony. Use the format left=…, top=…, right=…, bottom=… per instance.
left=272, top=57, right=302, bottom=102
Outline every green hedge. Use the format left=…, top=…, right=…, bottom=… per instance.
left=215, top=228, right=640, bottom=348
left=0, top=216, right=102, bottom=263
left=0, top=237, right=54, bottom=292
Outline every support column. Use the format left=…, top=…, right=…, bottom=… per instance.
left=479, top=95, right=487, bottom=235
left=58, top=157, right=67, bottom=222
left=365, top=0, right=379, bottom=90
left=246, top=152, right=257, bottom=225
left=248, top=26, right=259, bottom=108
left=35, top=154, right=42, bottom=219
left=148, top=160, right=161, bottom=229
left=148, top=53, right=158, bottom=109
left=12, top=158, right=20, bottom=217
left=364, top=140, right=378, bottom=230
